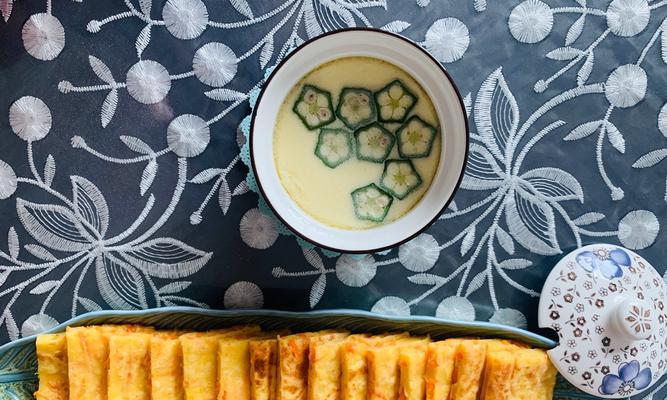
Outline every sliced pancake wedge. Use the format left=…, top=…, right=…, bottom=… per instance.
left=509, top=348, right=558, bottom=400
left=151, top=331, right=188, bottom=400
left=479, top=340, right=519, bottom=400
left=367, top=337, right=426, bottom=400
left=398, top=337, right=430, bottom=400
left=307, top=332, right=349, bottom=400
left=448, top=339, right=487, bottom=400
left=108, top=333, right=151, bottom=400
left=424, top=339, right=459, bottom=400
left=34, top=333, right=68, bottom=400
left=250, top=337, right=281, bottom=400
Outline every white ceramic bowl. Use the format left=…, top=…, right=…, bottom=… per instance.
left=250, top=28, right=468, bottom=253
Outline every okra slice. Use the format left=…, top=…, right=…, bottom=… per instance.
left=315, top=128, right=353, bottom=168
left=354, top=123, right=395, bottom=163
left=351, top=184, right=393, bottom=223
left=396, top=116, right=438, bottom=158
left=374, top=80, right=417, bottom=123
left=293, top=84, right=335, bottom=130
left=379, top=160, right=422, bottom=200
left=336, top=88, right=377, bottom=130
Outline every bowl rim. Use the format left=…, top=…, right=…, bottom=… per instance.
left=250, top=27, right=470, bottom=254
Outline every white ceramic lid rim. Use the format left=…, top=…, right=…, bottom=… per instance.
left=250, top=28, right=469, bottom=253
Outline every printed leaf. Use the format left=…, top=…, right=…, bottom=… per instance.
left=460, top=226, right=476, bottom=256
left=460, top=143, right=505, bottom=190
left=101, top=89, right=118, bottom=128
left=496, top=226, right=515, bottom=255
left=158, top=281, right=192, bottom=294
left=0, top=271, right=9, bottom=287
left=447, top=200, right=458, bottom=212
left=632, top=149, right=667, bottom=168
left=474, top=68, right=519, bottom=161
left=463, top=93, right=472, bottom=118
left=605, top=122, right=625, bottom=153
left=232, top=181, right=249, bottom=196
left=577, top=53, right=594, bottom=86
left=564, top=120, right=601, bottom=141
left=497, top=259, right=532, bottom=270
left=303, top=248, right=326, bottom=272
left=218, top=179, right=231, bottom=215
left=88, top=55, right=115, bottom=84
left=573, top=212, right=605, bottom=226
left=505, top=187, right=560, bottom=255
left=474, top=0, right=486, bottom=11
left=260, top=37, right=274, bottom=69
left=465, top=270, right=487, bottom=297
left=140, top=159, right=157, bottom=196
left=120, top=136, right=153, bottom=155
left=546, top=47, right=583, bottom=61
left=138, top=0, right=151, bottom=16
left=522, top=167, right=584, bottom=202
left=204, top=88, right=247, bottom=102
left=78, top=296, right=103, bottom=312
left=5, top=310, right=18, bottom=341
left=303, top=0, right=324, bottom=38
left=123, top=238, right=212, bottom=279
left=7, top=227, right=18, bottom=260
left=95, top=255, right=147, bottom=309
left=230, top=0, right=254, bottom=18
left=317, top=0, right=356, bottom=30
left=135, top=24, right=151, bottom=58
left=24, top=244, right=57, bottom=261
left=71, top=176, right=110, bottom=237
left=381, top=20, right=410, bottom=33
left=43, top=154, right=55, bottom=187
left=1, top=0, right=13, bottom=22
left=407, top=273, right=445, bottom=285
left=190, top=168, right=223, bottom=184
left=565, top=15, right=585, bottom=46
left=16, top=199, right=92, bottom=251
left=310, top=274, right=326, bottom=308
left=29, top=280, right=59, bottom=295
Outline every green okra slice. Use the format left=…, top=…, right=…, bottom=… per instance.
left=379, top=159, right=422, bottom=200
left=374, top=79, right=417, bottom=123
left=314, top=128, right=353, bottom=168
left=396, top=116, right=438, bottom=159
left=293, top=84, right=335, bottom=129
left=336, top=87, right=377, bottom=130
left=354, top=123, right=395, bottom=163
left=351, top=183, right=393, bottom=223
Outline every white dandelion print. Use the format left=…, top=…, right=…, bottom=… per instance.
left=166, top=114, right=210, bottom=157
left=508, top=0, right=553, bottom=43
left=162, top=0, right=209, bottom=40
left=193, top=42, right=238, bottom=87
left=371, top=296, right=411, bottom=316
left=436, top=296, right=476, bottom=321
left=335, top=254, right=377, bottom=287
left=126, top=60, right=172, bottom=105
left=22, top=13, right=65, bottom=61
left=423, top=18, right=470, bottom=63
left=489, top=308, right=528, bottom=329
left=239, top=208, right=278, bottom=250
left=224, top=281, right=264, bottom=309
left=398, top=234, right=440, bottom=272
left=20, top=313, right=58, bottom=337
left=605, top=64, right=647, bottom=108
left=606, top=0, right=650, bottom=37
left=9, top=96, right=52, bottom=141
left=618, top=210, right=659, bottom=249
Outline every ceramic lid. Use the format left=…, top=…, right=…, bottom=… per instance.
left=539, top=244, right=666, bottom=398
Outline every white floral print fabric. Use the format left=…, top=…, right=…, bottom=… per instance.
left=0, top=1, right=665, bottom=397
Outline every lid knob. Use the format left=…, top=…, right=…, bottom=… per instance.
left=614, top=298, right=656, bottom=341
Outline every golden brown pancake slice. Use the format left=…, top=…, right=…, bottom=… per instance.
left=67, top=325, right=152, bottom=400
left=341, top=334, right=408, bottom=400
left=108, top=333, right=152, bottom=400
left=367, top=337, right=424, bottom=400
left=250, top=337, right=281, bottom=400
left=180, top=325, right=261, bottom=400
left=448, top=339, right=487, bottom=400
left=151, top=331, right=188, bottom=400
left=34, top=333, right=68, bottom=400
left=424, top=339, right=459, bottom=400
left=479, top=340, right=519, bottom=400
left=509, top=348, right=557, bottom=400
left=307, top=332, right=349, bottom=400
left=398, top=337, right=430, bottom=400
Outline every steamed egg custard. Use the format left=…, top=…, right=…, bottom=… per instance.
left=273, top=57, right=441, bottom=230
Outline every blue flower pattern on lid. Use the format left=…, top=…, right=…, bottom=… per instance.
left=599, top=360, right=652, bottom=396
left=575, top=248, right=632, bottom=279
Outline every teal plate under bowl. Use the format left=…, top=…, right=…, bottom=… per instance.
left=0, top=307, right=599, bottom=400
